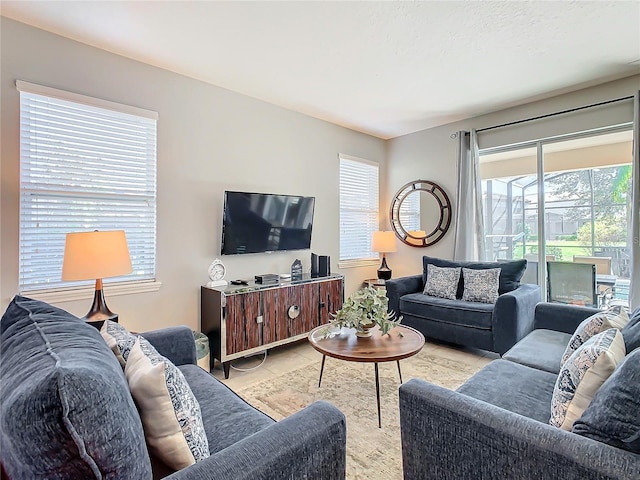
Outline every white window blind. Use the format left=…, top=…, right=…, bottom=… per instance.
left=18, top=81, right=158, bottom=292
left=339, top=154, right=379, bottom=262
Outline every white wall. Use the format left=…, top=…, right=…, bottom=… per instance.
left=386, top=74, right=639, bottom=278
left=0, top=18, right=385, bottom=331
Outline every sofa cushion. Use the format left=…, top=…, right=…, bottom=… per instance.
left=179, top=364, right=275, bottom=453
left=0, top=296, right=152, bottom=479
left=423, top=264, right=460, bottom=300
left=572, top=347, right=640, bottom=454
left=422, top=255, right=526, bottom=296
left=125, top=336, right=209, bottom=470
left=621, top=307, right=640, bottom=352
left=550, top=328, right=625, bottom=431
left=400, top=293, right=494, bottom=330
left=503, top=329, right=572, bottom=374
left=457, top=359, right=557, bottom=423
left=461, top=267, right=500, bottom=303
left=560, top=306, right=629, bottom=365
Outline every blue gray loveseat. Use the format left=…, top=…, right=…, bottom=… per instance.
left=386, top=256, right=540, bottom=355
left=0, top=296, right=346, bottom=480
left=399, top=302, right=640, bottom=479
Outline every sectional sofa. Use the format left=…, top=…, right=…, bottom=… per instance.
left=0, top=296, right=347, bottom=480
left=399, top=302, right=640, bottom=479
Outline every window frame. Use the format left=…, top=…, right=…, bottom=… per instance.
left=338, top=153, right=380, bottom=268
left=17, top=81, right=161, bottom=300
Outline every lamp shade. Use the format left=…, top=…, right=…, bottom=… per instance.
left=372, top=231, right=397, bottom=253
left=62, top=230, right=132, bottom=281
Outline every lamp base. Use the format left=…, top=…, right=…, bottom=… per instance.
left=83, top=279, right=118, bottom=324
left=377, top=255, right=392, bottom=280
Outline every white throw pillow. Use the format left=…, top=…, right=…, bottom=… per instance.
left=126, top=336, right=209, bottom=470
left=550, top=328, right=625, bottom=431
left=561, top=306, right=629, bottom=365
left=461, top=268, right=501, bottom=303
left=423, top=264, right=461, bottom=300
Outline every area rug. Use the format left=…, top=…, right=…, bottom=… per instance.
left=235, top=347, right=487, bottom=480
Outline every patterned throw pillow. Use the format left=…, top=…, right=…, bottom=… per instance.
left=126, top=336, right=209, bottom=470
left=561, top=306, right=629, bottom=366
left=423, top=264, right=461, bottom=300
left=461, top=268, right=501, bottom=303
left=550, top=328, right=625, bottom=431
left=100, top=320, right=137, bottom=367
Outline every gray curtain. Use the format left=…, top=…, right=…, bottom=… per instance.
left=453, top=130, right=485, bottom=261
left=630, top=91, right=640, bottom=310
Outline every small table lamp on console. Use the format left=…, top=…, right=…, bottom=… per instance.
left=62, top=230, right=132, bottom=323
left=372, top=231, right=397, bottom=280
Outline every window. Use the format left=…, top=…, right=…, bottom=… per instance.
left=339, top=154, right=379, bottom=265
left=480, top=126, right=633, bottom=307
left=18, top=81, right=158, bottom=293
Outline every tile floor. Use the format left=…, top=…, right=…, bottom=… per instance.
left=211, top=339, right=499, bottom=391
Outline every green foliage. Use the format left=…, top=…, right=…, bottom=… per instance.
left=327, top=286, right=402, bottom=336
left=576, top=218, right=626, bottom=245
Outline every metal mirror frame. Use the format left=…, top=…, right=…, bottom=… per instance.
left=390, top=180, right=452, bottom=247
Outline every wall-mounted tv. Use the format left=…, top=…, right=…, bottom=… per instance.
left=221, top=191, right=315, bottom=255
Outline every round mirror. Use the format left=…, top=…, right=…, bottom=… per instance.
left=390, top=180, right=452, bottom=247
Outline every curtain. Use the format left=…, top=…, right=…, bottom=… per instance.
left=453, top=130, right=485, bottom=261
left=630, top=91, right=640, bottom=310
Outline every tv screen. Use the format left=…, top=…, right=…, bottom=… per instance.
left=221, top=191, right=315, bottom=255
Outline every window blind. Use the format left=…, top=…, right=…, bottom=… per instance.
left=339, top=154, right=379, bottom=262
left=18, top=81, right=158, bottom=292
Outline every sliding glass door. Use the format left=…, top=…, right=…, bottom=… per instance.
left=481, top=126, right=633, bottom=308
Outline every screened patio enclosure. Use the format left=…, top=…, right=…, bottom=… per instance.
left=480, top=128, right=633, bottom=307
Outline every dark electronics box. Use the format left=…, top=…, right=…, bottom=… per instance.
left=255, top=274, right=279, bottom=284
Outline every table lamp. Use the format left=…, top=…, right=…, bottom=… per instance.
left=62, top=230, right=132, bottom=322
left=372, top=231, right=397, bottom=280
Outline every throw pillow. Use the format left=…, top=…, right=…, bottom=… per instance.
left=126, top=335, right=209, bottom=470
left=572, top=348, right=640, bottom=454
left=620, top=307, right=640, bottom=353
left=461, top=268, right=500, bottom=303
left=423, top=264, right=461, bottom=300
left=0, top=296, right=152, bottom=479
left=550, top=328, right=625, bottom=431
left=422, top=256, right=526, bottom=296
left=560, top=306, right=629, bottom=365
left=100, top=319, right=138, bottom=367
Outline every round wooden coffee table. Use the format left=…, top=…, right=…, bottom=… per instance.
left=308, top=324, right=425, bottom=428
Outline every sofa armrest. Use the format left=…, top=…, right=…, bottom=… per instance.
left=399, top=379, right=639, bottom=480
left=385, top=274, right=423, bottom=316
left=165, top=400, right=346, bottom=480
left=141, top=326, right=197, bottom=366
left=533, top=302, right=600, bottom=334
left=492, top=284, right=541, bottom=355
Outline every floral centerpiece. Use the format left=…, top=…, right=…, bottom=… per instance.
left=325, top=285, right=402, bottom=338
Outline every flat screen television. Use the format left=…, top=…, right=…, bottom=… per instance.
left=221, top=191, right=315, bottom=255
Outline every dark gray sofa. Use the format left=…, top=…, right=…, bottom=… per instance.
left=399, top=302, right=640, bottom=480
left=386, top=256, right=540, bottom=355
left=0, top=296, right=346, bottom=480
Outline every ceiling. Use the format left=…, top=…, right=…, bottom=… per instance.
left=2, top=1, right=639, bottom=139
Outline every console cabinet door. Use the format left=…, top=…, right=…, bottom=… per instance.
left=288, top=282, right=319, bottom=337
left=320, top=278, right=343, bottom=324
left=225, top=291, right=262, bottom=355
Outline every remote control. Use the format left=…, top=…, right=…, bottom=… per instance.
left=230, top=279, right=248, bottom=285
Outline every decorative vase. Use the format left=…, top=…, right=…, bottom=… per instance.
left=356, top=323, right=375, bottom=338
